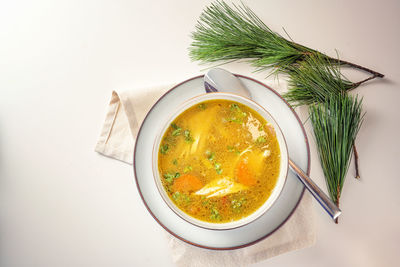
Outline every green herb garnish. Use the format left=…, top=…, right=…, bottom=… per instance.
left=231, top=198, right=247, bottom=213
left=202, top=200, right=210, bottom=206
left=172, top=191, right=191, bottom=204
left=214, top=162, right=222, bottom=174
left=227, top=146, right=241, bottom=155
left=210, top=207, right=221, bottom=220
left=228, top=117, right=242, bottom=124
left=160, top=144, right=169, bottom=154
left=184, top=166, right=193, bottom=173
left=256, top=136, right=266, bottom=144
left=206, top=151, right=215, bottom=161
left=163, top=172, right=179, bottom=184
left=170, top=123, right=182, bottom=136
left=172, top=128, right=181, bottom=136
left=172, top=191, right=181, bottom=200
left=230, top=103, right=239, bottom=110
left=184, top=130, right=194, bottom=143
left=228, top=102, right=247, bottom=124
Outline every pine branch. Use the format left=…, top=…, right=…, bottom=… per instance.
left=189, top=0, right=384, bottom=79
left=190, top=1, right=321, bottom=74
left=309, top=95, right=364, bottom=205
left=283, top=54, right=354, bottom=106
left=284, top=55, right=365, bottom=182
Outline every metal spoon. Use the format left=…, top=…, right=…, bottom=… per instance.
left=204, top=68, right=341, bottom=221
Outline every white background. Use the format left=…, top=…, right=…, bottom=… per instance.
left=1, top=0, right=399, bottom=266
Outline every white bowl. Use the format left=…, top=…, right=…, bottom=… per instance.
left=152, top=92, right=289, bottom=230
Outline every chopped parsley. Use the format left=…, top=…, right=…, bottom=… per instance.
left=202, top=200, right=210, bottom=206
left=172, top=191, right=180, bottom=200
left=184, top=129, right=194, bottom=143
left=160, top=144, right=169, bottom=154
left=206, top=151, right=215, bottom=161
left=172, top=128, right=181, bottom=136
left=205, top=151, right=222, bottom=174
left=172, top=191, right=191, bottom=203
left=231, top=198, right=247, bottom=213
left=214, top=162, right=222, bottom=174
left=228, top=103, right=247, bottom=124
left=210, top=207, right=221, bottom=221
left=184, top=166, right=193, bottom=173
left=230, top=103, right=239, bottom=110
left=256, top=136, right=267, bottom=144
left=228, top=117, right=243, bottom=124
left=227, top=145, right=240, bottom=155
left=163, top=172, right=180, bottom=184
left=171, top=123, right=182, bottom=136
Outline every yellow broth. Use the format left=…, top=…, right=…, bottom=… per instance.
left=158, top=100, right=280, bottom=223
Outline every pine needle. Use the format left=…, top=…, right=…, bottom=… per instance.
left=309, top=95, right=364, bottom=205
left=284, top=54, right=355, bottom=106
left=189, top=1, right=384, bottom=78
left=189, top=0, right=318, bottom=74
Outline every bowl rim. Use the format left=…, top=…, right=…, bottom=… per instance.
left=152, top=91, right=289, bottom=230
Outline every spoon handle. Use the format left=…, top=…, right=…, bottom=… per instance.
left=289, top=159, right=341, bottom=221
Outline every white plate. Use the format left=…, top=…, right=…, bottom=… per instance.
left=134, top=75, right=310, bottom=250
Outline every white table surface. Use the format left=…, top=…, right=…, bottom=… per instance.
left=1, top=0, right=399, bottom=266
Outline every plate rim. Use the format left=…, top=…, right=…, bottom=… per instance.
left=133, top=74, right=310, bottom=250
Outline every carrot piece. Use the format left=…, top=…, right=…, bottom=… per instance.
left=236, top=159, right=257, bottom=186
left=172, top=174, right=203, bottom=193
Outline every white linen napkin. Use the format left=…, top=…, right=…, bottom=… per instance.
left=95, top=84, right=316, bottom=266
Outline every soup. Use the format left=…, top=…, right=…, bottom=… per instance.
left=158, top=100, right=281, bottom=223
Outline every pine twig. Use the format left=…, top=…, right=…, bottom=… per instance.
left=335, top=189, right=340, bottom=224
left=350, top=74, right=380, bottom=90
left=337, top=59, right=384, bottom=78
left=353, top=143, right=360, bottom=179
